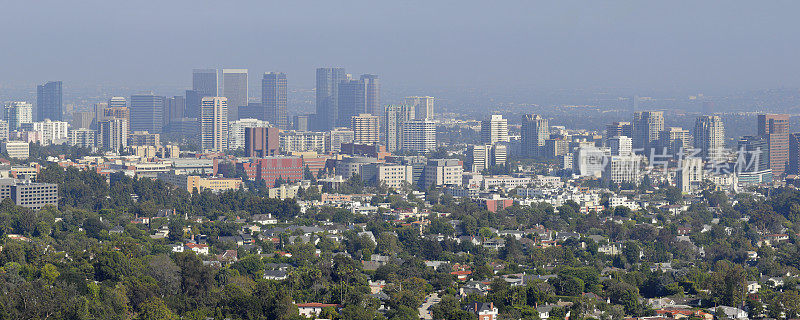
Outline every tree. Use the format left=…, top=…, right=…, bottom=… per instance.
left=137, top=298, right=178, bottom=320
left=709, top=260, right=746, bottom=307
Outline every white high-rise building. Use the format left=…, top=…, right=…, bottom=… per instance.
left=98, top=118, right=128, bottom=151
left=602, top=155, right=643, bottom=185
left=222, top=69, right=248, bottom=121
left=327, top=127, right=355, bottom=153
left=694, top=115, right=726, bottom=162
left=27, top=120, right=69, bottom=145
left=404, top=96, right=434, bottom=120
left=201, top=97, right=229, bottom=152
left=608, top=136, right=633, bottom=156
left=468, top=144, right=508, bottom=172
left=351, top=113, right=379, bottom=145
left=229, top=118, right=270, bottom=150
left=383, top=104, right=415, bottom=152
left=5, top=102, right=33, bottom=130
left=481, top=115, right=509, bottom=144
left=69, top=128, right=96, bottom=149
left=280, top=131, right=326, bottom=153
left=402, top=119, right=436, bottom=153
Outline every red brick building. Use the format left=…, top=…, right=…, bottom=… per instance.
left=237, top=156, right=303, bottom=186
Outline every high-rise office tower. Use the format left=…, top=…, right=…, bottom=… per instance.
left=789, top=133, right=800, bottom=175
left=92, top=102, right=107, bottom=130
left=222, top=69, right=248, bottom=121
left=405, top=96, right=434, bottom=120
left=98, top=118, right=129, bottom=151
left=192, top=69, right=218, bottom=97
left=130, top=95, right=165, bottom=133
left=481, top=115, right=509, bottom=144
left=165, top=96, right=185, bottom=124
left=738, top=135, right=772, bottom=183
left=36, top=81, right=62, bottom=121
left=184, top=90, right=202, bottom=119
left=659, top=127, right=691, bottom=155
left=244, top=127, right=280, bottom=157
left=758, top=114, right=790, bottom=177
left=294, top=115, right=312, bottom=131
left=401, top=120, right=436, bottom=153
left=361, top=74, right=380, bottom=115
left=316, top=67, right=346, bottom=131
left=351, top=113, right=380, bottom=145
left=383, top=105, right=415, bottom=152
left=4, top=102, right=33, bottom=130
left=262, top=72, right=288, bottom=129
left=71, top=112, right=93, bottom=129
left=201, top=97, right=229, bottom=152
left=693, top=116, right=725, bottom=161
left=337, top=79, right=367, bottom=127
left=606, top=121, right=633, bottom=139
left=632, top=111, right=664, bottom=151
left=521, top=114, right=549, bottom=158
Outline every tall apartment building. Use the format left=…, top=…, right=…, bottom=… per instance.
left=98, top=118, right=128, bottom=151
left=315, top=67, right=347, bottom=131
left=608, top=136, right=633, bottom=156
left=481, top=115, right=509, bottom=144
left=244, top=127, right=280, bottom=157
left=468, top=144, right=507, bottom=172
left=69, top=128, right=96, bottom=149
left=521, top=114, right=549, bottom=158
left=758, top=114, right=790, bottom=176
left=423, top=159, right=463, bottom=188
left=130, top=95, right=165, bottom=133
left=262, top=72, right=288, bottom=129
left=401, top=120, right=436, bottom=153
left=693, top=116, right=725, bottom=161
left=602, top=155, right=643, bottom=185
left=361, top=163, right=412, bottom=189
left=659, top=127, right=691, bottom=155
left=279, top=131, right=326, bottom=154
left=5, top=102, right=33, bottom=130
left=36, top=81, right=62, bottom=121
left=327, top=127, right=355, bottom=153
left=405, top=96, right=434, bottom=120
left=632, top=111, right=664, bottom=151
left=27, top=120, right=69, bottom=145
left=383, top=105, right=415, bottom=152
left=222, top=69, right=248, bottom=121
left=229, top=118, right=270, bottom=150
left=351, top=113, right=379, bottom=145
left=200, top=97, right=229, bottom=153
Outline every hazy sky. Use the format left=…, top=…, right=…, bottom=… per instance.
left=3, top=1, right=799, bottom=92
